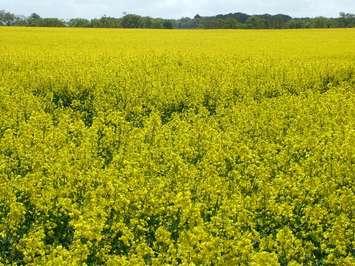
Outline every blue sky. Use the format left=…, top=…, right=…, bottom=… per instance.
left=1, top=0, right=354, bottom=19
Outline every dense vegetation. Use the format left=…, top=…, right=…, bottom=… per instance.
left=0, top=28, right=354, bottom=265
left=1, top=9, right=355, bottom=29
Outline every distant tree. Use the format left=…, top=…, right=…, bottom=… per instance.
left=312, top=17, right=331, bottom=28
left=151, top=18, right=164, bottom=28
left=13, top=16, right=27, bottom=26
left=246, top=15, right=268, bottom=28
left=176, top=17, right=194, bottom=28
left=233, top=12, right=250, bottom=23
left=162, top=19, right=173, bottom=29
left=90, top=16, right=120, bottom=28
left=40, top=18, right=66, bottom=27
left=68, top=18, right=91, bottom=27
left=1, top=8, right=355, bottom=29
left=339, top=12, right=355, bottom=19
left=27, top=13, right=41, bottom=26
left=100, top=16, right=120, bottom=28
left=287, top=18, right=307, bottom=28
left=270, top=14, right=292, bottom=28
left=121, top=14, right=142, bottom=28
left=0, top=10, right=16, bottom=25
left=30, top=13, right=41, bottom=19
left=338, top=12, right=355, bottom=27
left=339, top=12, right=346, bottom=18
left=26, top=13, right=65, bottom=27
left=223, top=17, right=238, bottom=28
left=138, top=17, right=152, bottom=28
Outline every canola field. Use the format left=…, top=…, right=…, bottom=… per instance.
left=0, top=27, right=354, bottom=265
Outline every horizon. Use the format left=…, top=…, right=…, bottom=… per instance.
left=2, top=0, right=355, bottom=20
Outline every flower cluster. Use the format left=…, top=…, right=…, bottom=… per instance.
left=0, top=27, right=354, bottom=265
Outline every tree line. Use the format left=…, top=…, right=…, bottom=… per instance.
left=1, top=10, right=354, bottom=29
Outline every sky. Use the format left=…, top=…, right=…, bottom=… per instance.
left=1, top=0, right=354, bottom=19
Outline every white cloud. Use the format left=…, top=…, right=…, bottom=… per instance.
left=1, top=0, right=354, bottom=19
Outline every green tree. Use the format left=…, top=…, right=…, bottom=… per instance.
left=68, top=18, right=91, bottom=28
left=0, top=10, right=16, bottom=26
left=312, top=17, right=331, bottom=28
left=29, top=13, right=41, bottom=20
left=162, top=19, right=173, bottom=29
left=121, top=14, right=142, bottom=28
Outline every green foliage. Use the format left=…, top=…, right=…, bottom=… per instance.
left=1, top=9, right=354, bottom=29
left=0, top=28, right=354, bottom=265
left=0, top=10, right=16, bottom=26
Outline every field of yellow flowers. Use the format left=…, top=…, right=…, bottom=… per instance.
left=0, top=27, right=354, bottom=265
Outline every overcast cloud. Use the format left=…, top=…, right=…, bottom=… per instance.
left=1, top=0, right=354, bottom=19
